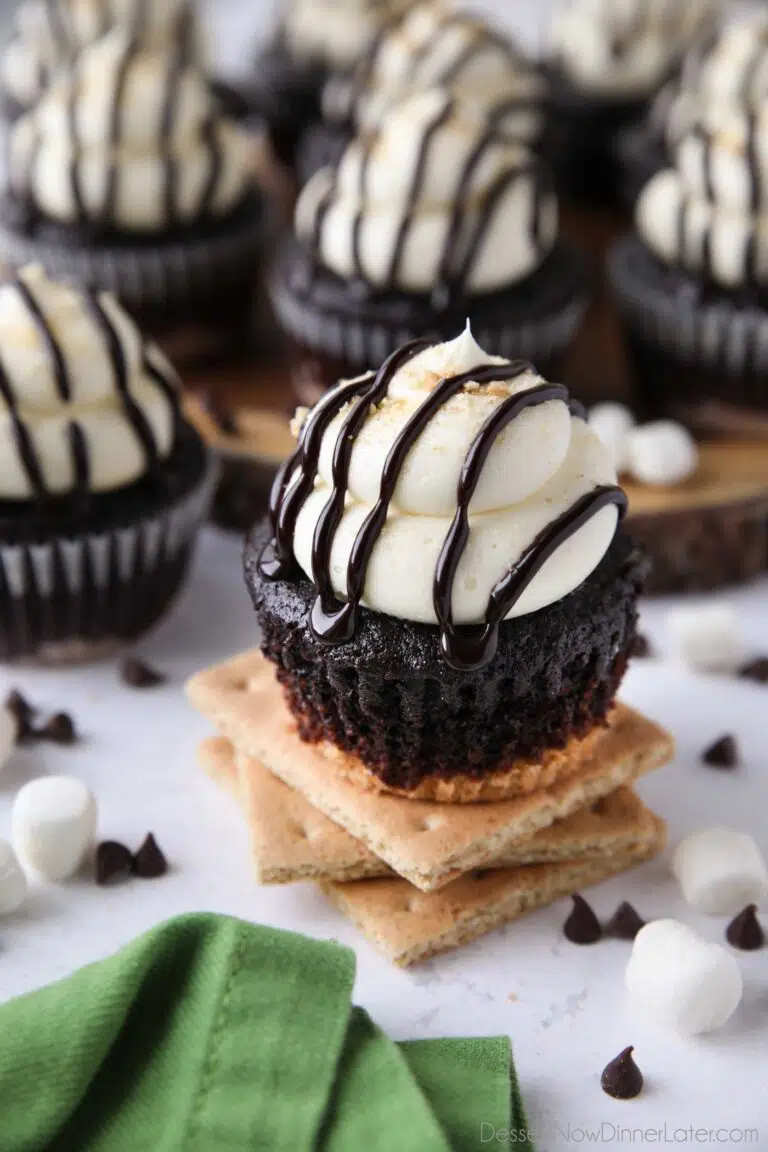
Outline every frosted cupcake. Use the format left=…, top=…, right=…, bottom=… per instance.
left=244, top=328, right=642, bottom=798
left=0, top=264, right=216, bottom=664
left=609, top=76, right=768, bottom=434
left=298, top=0, right=546, bottom=183
left=270, top=88, right=589, bottom=401
left=0, top=26, right=266, bottom=337
left=251, top=0, right=410, bottom=170
left=546, top=0, right=719, bottom=207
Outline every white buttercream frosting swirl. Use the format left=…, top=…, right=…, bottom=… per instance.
left=324, top=1, right=546, bottom=145
left=295, top=88, right=557, bottom=295
left=0, top=264, right=179, bottom=500
left=1, top=0, right=204, bottom=113
left=280, top=0, right=410, bottom=70
left=551, top=0, right=720, bottom=97
left=289, top=327, right=621, bottom=626
left=7, top=26, right=252, bottom=233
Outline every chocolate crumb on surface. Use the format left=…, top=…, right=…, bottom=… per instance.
left=726, top=904, right=765, bottom=951
left=39, top=712, right=77, bottom=745
left=702, top=734, right=739, bottom=769
left=739, top=657, right=768, bottom=684
left=197, top=389, right=238, bottom=436
left=564, top=893, right=602, bottom=944
left=121, top=658, right=167, bottom=689
left=132, top=834, right=168, bottom=879
left=5, top=689, right=36, bottom=743
left=630, top=633, right=652, bottom=658
left=95, top=841, right=134, bottom=886
left=601, top=1047, right=643, bottom=1099
left=604, top=901, right=646, bottom=940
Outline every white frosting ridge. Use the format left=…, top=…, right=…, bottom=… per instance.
left=0, top=264, right=178, bottom=499
left=8, top=27, right=252, bottom=233
left=296, top=88, right=557, bottom=295
left=551, top=0, right=719, bottom=97
left=326, top=1, right=545, bottom=144
left=281, top=0, right=410, bottom=70
left=289, top=329, right=620, bottom=627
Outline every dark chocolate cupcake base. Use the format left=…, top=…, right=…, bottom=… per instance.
left=295, top=120, right=353, bottom=185
left=271, top=238, right=590, bottom=401
left=612, top=121, right=668, bottom=212
left=245, top=526, right=647, bottom=791
left=249, top=42, right=326, bottom=170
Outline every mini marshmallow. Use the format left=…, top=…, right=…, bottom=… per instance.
left=0, top=705, right=17, bottom=774
left=626, top=920, right=743, bottom=1035
left=12, top=776, right=97, bottom=882
left=666, top=604, right=745, bottom=673
left=588, top=403, right=635, bottom=472
left=0, top=839, right=27, bottom=915
left=672, top=827, right=768, bottom=916
left=626, top=420, right=699, bottom=487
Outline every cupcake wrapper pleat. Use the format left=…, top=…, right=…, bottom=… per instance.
left=0, top=454, right=217, bottom=664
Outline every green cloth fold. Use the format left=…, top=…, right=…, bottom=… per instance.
left=0, top=914, right=532, bottom=1152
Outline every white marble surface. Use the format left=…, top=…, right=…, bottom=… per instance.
left=0, top=527, right=766, bottom=1150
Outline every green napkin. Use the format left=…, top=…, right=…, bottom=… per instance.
left=0, top=913, right=532, bottom=1152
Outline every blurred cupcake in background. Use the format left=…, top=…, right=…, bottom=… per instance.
left=298, top=0, right=547, bottom=183
left=270, top=88, right=589, bottom=403
left=546, top=0, right=720, bottom=209
left=1, top=0, right=205, bottom=121
left=609, top=55, right=768, bottom=436
left=0, top=263, right=216, bottom=664
left=0, top=25, right=269, bottom=355
left=250, top=0, right=410, bottom=172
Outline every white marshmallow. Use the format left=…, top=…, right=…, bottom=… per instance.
left=588, top=403, right=635, bottom=472
left=0, top=704, right=17, bottom=774
left=666, top=604, right=746, bottom=673
left=626, top=420, right=699, bottom=486
left=672, top=827, right=768, bottom=916
left=12, top=776, right=97, bottom=881
left=626, top=919, right=743, bottom=1035
left=0, top=839, right=27, bottom=915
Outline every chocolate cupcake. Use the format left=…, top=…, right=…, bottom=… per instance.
left=0, top=25, right=268, bottom=343
left=545, top=0, right=719, bottom=208
left=251, top=0, right=410, bottom=172
left=244, top=329, right=643, bottom=800
left=298, top=0, right=547, bottom=184
left=270, top=88, right=589, bottom=403
left=0, top=263, right=216, bottom=664
left=609, top=78, right=768, bottom=435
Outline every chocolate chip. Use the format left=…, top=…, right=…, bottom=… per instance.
left=39, top=712, right=77, bottom=745
left=726, top=904, right=764, bottom=951
left=564, top=893, right=602, bottom=944
left=601, top=1046, right=643, bottom=1099
left=120, top=658, right=167, bottom=689
left=5, top=689, right=36, bottom=744
left=739, top=657, right=768, bottom=684
left=631, top=633, right=652, bottom=659
left=131, top=834, right=168, bottom=879
left=604, top=901, right=646, bottom=940
left=95, top=841, right=133, bottom=886
left=702, top=734, right=739, bottom=768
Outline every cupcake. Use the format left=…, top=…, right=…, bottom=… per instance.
left=0, top=26, right=268, bottom=343
left=1, top=0, right=205, bottom=121
left=250, top=0, right=410, bottom=172
left=545, top=0, right=719, bottom=208
left=270, top=88, right=589, bottom=403
left=244, top=328, right=644, bottom=798
left=0, top=263, right=216, bottom=664
left=609, top=77, right=768, bottom=435
left=298, top=0, right=547, bottom=184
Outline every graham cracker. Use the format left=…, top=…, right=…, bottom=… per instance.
left=321, top=818, right=667, bottom=966
left=187, top=652, right=674, bottom=891
left=199, top=735, right=663, bottom=886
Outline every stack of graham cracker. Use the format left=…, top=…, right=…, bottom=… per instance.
left=188, top=650, right=674, bottom=966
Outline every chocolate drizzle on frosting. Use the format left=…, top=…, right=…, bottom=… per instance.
left=260, top=337, right=626, bottom=672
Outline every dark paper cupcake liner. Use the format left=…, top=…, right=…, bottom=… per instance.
left=245, top=524, right=646, bottom=791
left=609, top=234, right=768, bottom=427
left=0, top=453, right=217, bottom=664
left=0, top=205, right=268, bottom=332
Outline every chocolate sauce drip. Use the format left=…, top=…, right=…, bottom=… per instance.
left=102, top=36, right=135, bottom=226
left=0, top=356, right=47, bottom=499
left=68, top=420, right=90, bottom=495
left=261, top=336, right=626, bottom=671
left=14, top=274, right=71, bottom=400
